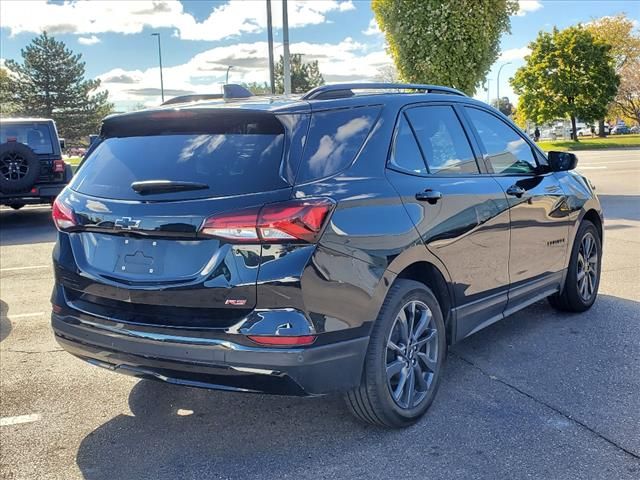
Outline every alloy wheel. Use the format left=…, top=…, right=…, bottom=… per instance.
left=0, top=152, right=30, bottom=182
left=386, top=300, right=439, bottom=409
left=577, top=232, right=598, bottom=301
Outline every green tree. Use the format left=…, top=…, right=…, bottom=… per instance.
left=491, top=97, right=514, bottom=116
left=587, top=14, right=640, bottom=130
left=274, top=54, right=324, bottom=94
left=0, top=68, right=19, bottom=116
left=511, top=102, right=528, bottom=130
left=5, top=32, right=113, bottom=142
left=241, top=81, right=271, bottom=95
left=511, top=26, right=619, bottom=141
left=372, top=0, right=518, bottom=95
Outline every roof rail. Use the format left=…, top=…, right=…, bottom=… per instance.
left=161, top=84, right=254, bottom=106
left=301, top=83, right=467, bottom=100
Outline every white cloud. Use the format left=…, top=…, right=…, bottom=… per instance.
left=78, top=35, right=101, bottom=45
left=0, top=0, right=356, bottom=41
left=338, top=1, right=356, bottom=12
left=516, top=0, right=542, bottom=16
left=499, top=46, right=531, bottom=61
left=97, top=38, right=392, bottom=108
left=363, top=18, right=381, bottom=36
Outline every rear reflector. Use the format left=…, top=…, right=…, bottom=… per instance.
left=200, top=198, right=335, bottom=244
left=52, top=304, right=63, bottom=314
left=247, top=335, right=316, bottom=346
left=52, top=197, right=77, bottom=230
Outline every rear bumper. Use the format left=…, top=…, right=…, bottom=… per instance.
left=52, top=313, right=368, bottom=396
left=1, top=183, right=67, bottom=204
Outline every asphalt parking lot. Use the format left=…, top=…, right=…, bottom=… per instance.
left=1, top=149, right=639, bottom=480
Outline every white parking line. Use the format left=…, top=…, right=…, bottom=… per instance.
left=0, top=414, right=41, bottom=427
left=0, top=312, right=46, bottom=319
left=0, top=265, right=50, bottom=272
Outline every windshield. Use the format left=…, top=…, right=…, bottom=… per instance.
left=0, top=123, right=54, bottom=154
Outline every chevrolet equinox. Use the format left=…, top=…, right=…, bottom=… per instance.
left=51, top=83, right=603, bottom=428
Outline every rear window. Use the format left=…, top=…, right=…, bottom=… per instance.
left=71, top=111, right=287, bottom=200
left=295, top=106, right=380, bottom=184
left=0, top=123, right=54, bottom=154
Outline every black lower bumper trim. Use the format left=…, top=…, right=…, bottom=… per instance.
left=52, top=314, right=369, bottom=396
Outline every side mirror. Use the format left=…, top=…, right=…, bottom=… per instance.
left=88, top=134, right=99, bottom=146
left=547, top=151, right=577, bottom=172
left=59, top=138, right=66, bottom=150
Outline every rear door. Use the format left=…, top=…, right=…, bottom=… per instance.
left=385, top=103, right=511, bottom=339
left=463, top=106, right=569, bottom=313
left=56, top=108, right=309, bottom=328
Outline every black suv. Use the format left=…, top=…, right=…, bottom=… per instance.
left=1, top=118, right=72, bottom=209
left=51, top=84, right=603, bottom=428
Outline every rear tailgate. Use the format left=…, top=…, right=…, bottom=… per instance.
left=56, top=107, right=309, bottom=329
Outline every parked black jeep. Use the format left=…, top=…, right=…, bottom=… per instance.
left=0, top=118, right=72, bottom=209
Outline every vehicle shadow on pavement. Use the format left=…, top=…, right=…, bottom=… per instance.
left=0, top=207, right=57, bottom=245
left=0, top=299, right=12, bottom=343
left=75, top=295, right=640, bottom=480
left=75, top=379, right=392, bottom=480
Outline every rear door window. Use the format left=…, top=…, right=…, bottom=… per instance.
left=295, top=106, right=380, bottom=184
left=0, top=123, right=54, bottom=154
left=71, top=111, right=289, bottom=200
left=388, top=114, right=428, bottom=175
left=405, top=106, right=479, bottom=175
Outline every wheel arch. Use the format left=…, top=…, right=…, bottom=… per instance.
left=583, top=208, right=603, bottom=241
left=393, top=261, right=455, bottom=345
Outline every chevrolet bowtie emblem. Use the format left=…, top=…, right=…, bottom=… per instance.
left=114, top=217, right=141, bottom=230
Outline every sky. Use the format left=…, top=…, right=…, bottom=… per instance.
left=1, top=0, right=638, bottom=111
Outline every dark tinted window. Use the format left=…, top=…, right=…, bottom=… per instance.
left=296, top=106, right=380, bottom=184
left=465, top=107, right=537, bottom=174
left=72, top=115, right=286, bottom=200
left=405, top=106, right=478, bottom=175
left=389, top=114, right=427, bottom=174
left=0, top=123, right=54, bottom=154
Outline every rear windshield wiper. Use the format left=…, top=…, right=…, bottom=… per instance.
left=131, top=180, right=209, bottom=195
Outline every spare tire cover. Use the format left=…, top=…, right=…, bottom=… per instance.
left=0, top=142, right=41, bottom=193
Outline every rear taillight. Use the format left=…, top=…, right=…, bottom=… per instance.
left=200, top=198, right=335, bottom=244
left=52, top=197, right=77, bottom=230
left=247, top=335, right=316, bottom=347
left=53, top=159, right=65, bottom=173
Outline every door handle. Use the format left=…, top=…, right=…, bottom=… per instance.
left=506, top=185, right=525, bottom=197
left=415, top=189, right=442, bottom=204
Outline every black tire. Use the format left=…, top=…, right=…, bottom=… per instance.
left=345, top=279, right=447, bottom=428
left=548, top=220, right=601, bottom=312
left=0, top=142, right=41, bottom=194
left=9, top=203, right=25, bottom=210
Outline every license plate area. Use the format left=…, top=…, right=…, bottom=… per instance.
left=114, top=238, right=165, bottom=276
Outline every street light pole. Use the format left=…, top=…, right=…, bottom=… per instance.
left=151, top=33, right=164, bottom=103
left=282, top=0, right=291, bottom=95
left=226, top=65, right=234, bottom=85
left=496, top=61, right=511, bottom=107
left=266, top=0, right=275, bottom=94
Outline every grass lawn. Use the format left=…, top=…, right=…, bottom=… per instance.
left=537, top=134, right=640, bottom=151
left=65, top=156, right=82, bottom=166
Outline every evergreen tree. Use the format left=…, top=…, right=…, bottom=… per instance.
left=5, top=32, right=113, bottom=142
left=274, top=54, right=324, bottom=94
